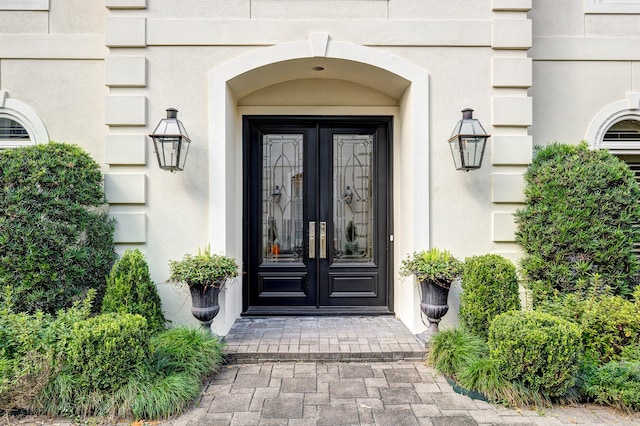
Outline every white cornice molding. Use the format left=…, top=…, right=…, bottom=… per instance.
left=147, top=19, right=492, bottom=47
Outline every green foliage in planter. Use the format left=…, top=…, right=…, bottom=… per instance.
left=488, top=310, right=583, bottom=397
left=427, top=327, right=488, bottom=378
left=514, top=142, right=640, bottom=303
left=400, top=248, right=463, bottom=289
left=169, top=245, right=239, bottom=288
left=582, top=360, right=640, bottom=412
left=102, top=249, right=166, bottom=334
left=64, top=313, right=150, bottom=391
left=0, top=142, right=117, bottom=314
left=460, top=254, right=521, bottom=339
left=540, top=292, right=640, bottom=364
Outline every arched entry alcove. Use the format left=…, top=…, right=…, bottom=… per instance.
left=208, top=34, right=430, bottom=335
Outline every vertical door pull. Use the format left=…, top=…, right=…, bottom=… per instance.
left=309, top=221, right=316, bottom=259
left=319, top=222, right=327, bottom=259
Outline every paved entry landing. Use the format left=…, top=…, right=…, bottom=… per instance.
left=222, top=316, right=425, bottom=363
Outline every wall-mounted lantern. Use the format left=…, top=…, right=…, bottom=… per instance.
left=149, top=108, right=191, bottom=172
left=448, top=108, right=490, bottom=172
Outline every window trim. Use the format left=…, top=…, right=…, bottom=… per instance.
left=584, top=0, right=640, bottom=14
left=0, top=91, right=49, bottom=147
left=586, top=92, right=640, bottom=154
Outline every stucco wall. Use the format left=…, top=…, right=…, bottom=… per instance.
left=1, top=0, right=537, bottom=334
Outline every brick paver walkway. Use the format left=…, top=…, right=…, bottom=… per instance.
left=163, top=361, right=640, bottom=426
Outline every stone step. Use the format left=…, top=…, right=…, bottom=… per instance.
left=222, top=316, right=426, bottom=364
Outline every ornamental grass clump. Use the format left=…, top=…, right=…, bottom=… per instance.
left=515, top=142, right=640, bottom=303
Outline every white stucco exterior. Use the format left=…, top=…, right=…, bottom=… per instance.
left=2, top=0, right=638, bottom=335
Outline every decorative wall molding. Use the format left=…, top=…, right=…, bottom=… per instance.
left=0, top=0, right=48, bottom=10
left=147, top=19, right=491, bottom=47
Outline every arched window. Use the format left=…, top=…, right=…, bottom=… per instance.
left=0, top=91, right=49, bottom=148
left=601, top=119, right=640, bottom=256
left=0, top=116, right=32, bottom=148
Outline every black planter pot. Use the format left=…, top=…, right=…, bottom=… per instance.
left=189, top=282, right=222, bottom=328
left=419, top=279, right=451, bottom=334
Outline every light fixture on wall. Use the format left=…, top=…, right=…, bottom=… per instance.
left=448, top=108, right=490, bottom=172
left=149, top=108, right=191, bottom=172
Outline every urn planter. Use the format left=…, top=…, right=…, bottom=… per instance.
left=189, top=282, right=222, bottom=327
left=400, top=248, right=463, bottom=342
left=419, top=279, right=451, bottom=334
left=169, top=245, right=239, bottom=334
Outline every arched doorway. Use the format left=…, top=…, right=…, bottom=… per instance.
left=208, top=34, right=430, bottom=333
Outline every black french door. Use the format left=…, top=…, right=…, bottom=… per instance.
left=243, top=116, right=392, bottom=314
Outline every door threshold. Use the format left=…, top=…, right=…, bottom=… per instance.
left=243, top=306, right=393, bottom=316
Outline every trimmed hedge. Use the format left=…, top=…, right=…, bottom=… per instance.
left=488, top=310, right=583, bottom=397
left=0, top=142, right=117, bottom=314
left=460, top=254, right=521, bottom=339
left=541, top=293, right=640, bottom=364
left=102, top=249, right=166, bottom=334
left=65, top=313, right=150, bottom=391
left=514, top=142, right=640, bottom=303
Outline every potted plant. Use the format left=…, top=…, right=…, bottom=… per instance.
left=401, top=248, right=463, bottom=335
left=169, top=245, right=239, bottom=329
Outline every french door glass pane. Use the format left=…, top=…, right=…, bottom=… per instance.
left=333, top=134, right=374, bottom=263
left=262, top=134, right=304, bottom=263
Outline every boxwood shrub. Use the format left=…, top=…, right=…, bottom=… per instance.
left=64, top=313, right=150, bottom=391
left=460, top=254, right=521, bottom=339
left=102, top=249, right=166, bottom=334
left=541, top=293, right=640, bottom=363
left=488, top=310, right=583, bottom=397
left=0, top=142, right=117, bottom=314
left=514, top=142, right=640, bottom=303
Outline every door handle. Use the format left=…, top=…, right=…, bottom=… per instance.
left=309, top=221, right=316, bottom=259
left=319, top=222, right=327, bottom=259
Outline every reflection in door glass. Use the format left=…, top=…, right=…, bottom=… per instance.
left=263, top=134, right=304, bottom=263
left=333, top=134, right=373, bottom=263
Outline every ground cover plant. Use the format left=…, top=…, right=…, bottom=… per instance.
left=0, top=142, right=117, bottom=314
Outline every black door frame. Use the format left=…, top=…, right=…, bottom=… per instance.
left=242, top=115, right=394, bottom=315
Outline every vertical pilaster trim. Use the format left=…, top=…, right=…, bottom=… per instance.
left=490, top=1, right=532, bottom=256
left=105, top=1, right=150, bottom=246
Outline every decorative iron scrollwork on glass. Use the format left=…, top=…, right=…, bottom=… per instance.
left=333, top=134, right=374, bottom=263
